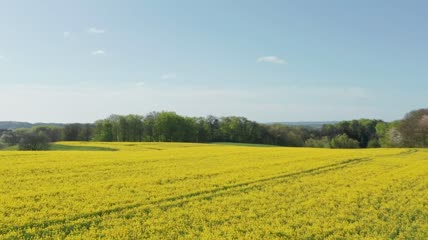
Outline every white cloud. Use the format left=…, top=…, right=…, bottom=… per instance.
left=63, top=31, right=71, bottom=38
left=161, top=73, right=177, bottom=79
left=91, top=50, right=106, bottom=56
left=257, top=56, right=286, bottom=64
left=88, top=27, right=105, bottom=34
left=136, top=81, right=145, bottom=87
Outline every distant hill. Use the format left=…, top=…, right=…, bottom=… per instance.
left=1, top=121, right=338, bottom=130
left=0, top=121, right=65, bottom=130
left=268, top=121, right=339, bottom=129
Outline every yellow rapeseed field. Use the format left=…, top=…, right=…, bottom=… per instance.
left=0, top=142, right=427, bottom=239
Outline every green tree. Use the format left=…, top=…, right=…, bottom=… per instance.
left=398, top=109, right=428, bottom=147
left=93, top=120, right=114, bottom=141
left=143, top=112, right=157, bottom=141
left=32, top=126, right=63, bottom=142
left=18, top=131, right=50, bottom=150
left=330, top=134, right=360, bottom=148
left=0, top=131, right=20, bottom=146
left=305, top=137, right=330, bottom=148
left=154, top=112, right=194, bottom=142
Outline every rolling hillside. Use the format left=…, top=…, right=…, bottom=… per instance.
left=0, top=121, right=64, bottom=130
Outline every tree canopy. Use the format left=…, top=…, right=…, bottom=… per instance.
left=1, top=108, right=427, bottom=150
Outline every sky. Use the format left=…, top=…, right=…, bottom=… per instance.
left=0, top=0, right=427, bottom=123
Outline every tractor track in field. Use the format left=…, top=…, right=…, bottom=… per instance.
left=1, top=157, right=372, bottom=237
left=377, top=149, right=419, bottom=157
left=2, top=149, right=418, bottom=237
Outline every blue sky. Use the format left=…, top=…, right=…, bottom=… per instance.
left=0, top=1, right=427, bottom=123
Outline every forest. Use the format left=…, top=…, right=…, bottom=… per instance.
left=0, top=108, right=427, bottom=150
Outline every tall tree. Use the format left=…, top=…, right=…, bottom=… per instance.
left=399, top=109, right=428, bottom=147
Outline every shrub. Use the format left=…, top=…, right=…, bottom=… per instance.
left=367, top=139, right=381, bottom=148
left=305, top=137, right=330, bottom=148
left=18, top=132, right=50, bottom=151
left=330, top=134, right=360, bottom=149
left=0, top=131, right=20, bottom=146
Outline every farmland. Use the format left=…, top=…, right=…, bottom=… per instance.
left=0, top=142, right=427, bottom=239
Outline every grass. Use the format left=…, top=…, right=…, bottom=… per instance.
left=0, top=145, right=18, bottom=151
left=1, top=142, right=276, bottom=151
left=49, top=143, right=117, bottom=151
left=0, top=143, right=117, bottom=151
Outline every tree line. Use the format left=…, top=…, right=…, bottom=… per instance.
left=0, top=124, right=93, bottom=150
left=0, top=109, right=427, bottom=150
